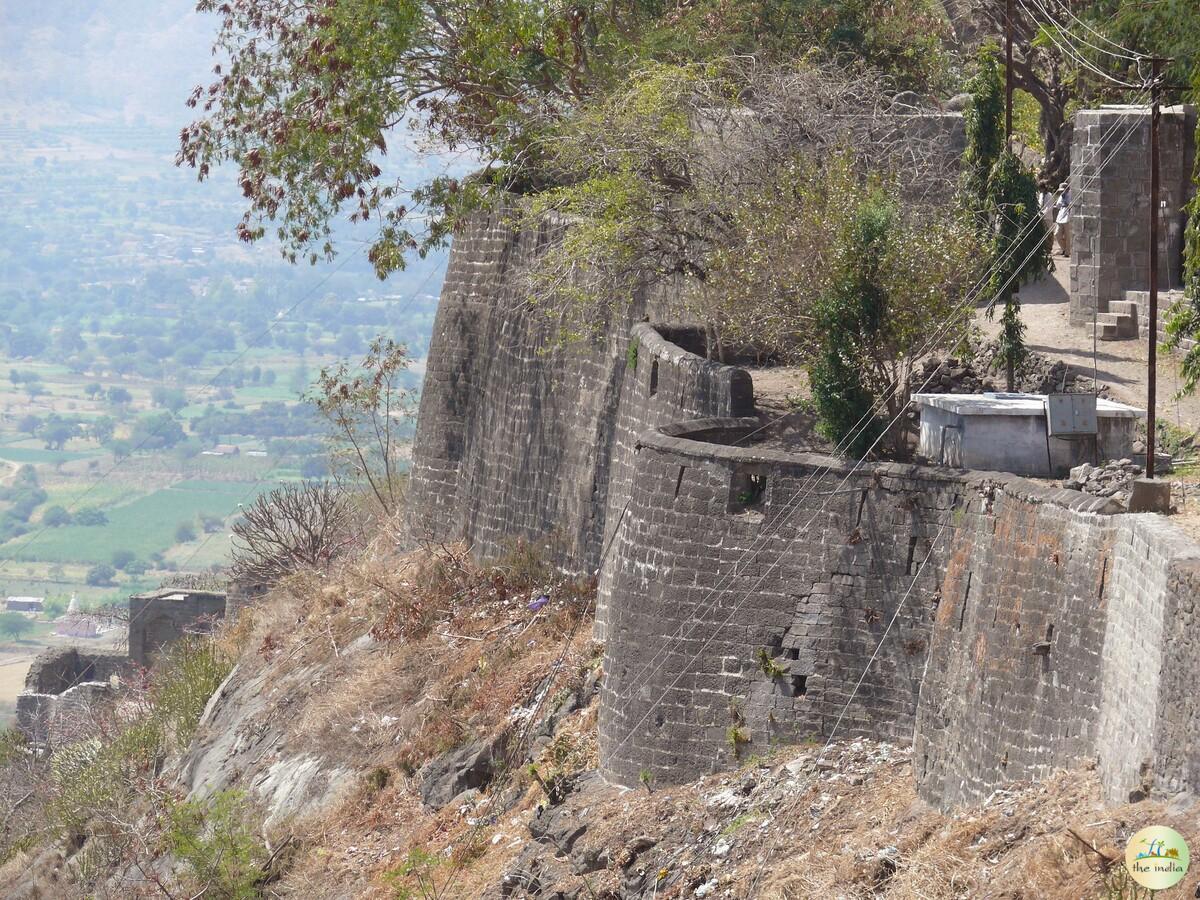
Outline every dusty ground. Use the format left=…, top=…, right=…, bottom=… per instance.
left=976, top=257, right=1200, bottom=433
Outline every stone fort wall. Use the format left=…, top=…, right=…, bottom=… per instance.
left=597, top=411, right=1200, bottom=809
left=406, top=210, right=654, bottom=572
left=409, top=205, right=1200, bottom=811
left=1070, top=105, right=1197, bottom=325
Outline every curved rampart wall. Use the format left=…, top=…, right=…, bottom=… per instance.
left=599, top=420, right=970, bottom=786
left=598, top=417, right=1200, bottom=810
left=407, top=210, right=640, bottom=570
left=594, top=325, right=755, bottom=638
left=406, top=213, right=754, bottom=575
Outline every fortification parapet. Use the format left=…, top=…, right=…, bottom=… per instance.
left=128, top=588, right=226, bottom=667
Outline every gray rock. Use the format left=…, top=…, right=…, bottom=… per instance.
left=418, top=737, right=502, bottom=808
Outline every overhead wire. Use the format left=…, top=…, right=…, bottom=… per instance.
left=599, top=92, right=1152, bottom=791
left=598, top=89, right=1151, bottom=713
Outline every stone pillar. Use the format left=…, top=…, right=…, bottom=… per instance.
left=1070, top=105, right=1196, bottom=326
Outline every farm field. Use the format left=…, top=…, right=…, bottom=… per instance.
left=0, top=479, right=269, bottom=565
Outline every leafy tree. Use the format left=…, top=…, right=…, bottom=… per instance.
left=90, top=416, right=116, bottom=445
left=1166, top=72, right=1200, bottom=395
left=309, top=337, right=415, bottom=514
left=85, top=564, right=117, bottom=586
left=961, top=45, right=1004, bottom=227
left=0, top=612, right=34, bottom=641
left=179, top=0, right=953, bottom=276
left=42, top=506, right=72, bottom=528
left=807, top=175, right=978, bottom=457
left=16, top=414, right=40, bottom=437
left=111, top=549, right=137, bottom=570
left=75, top=507, right=109, bottom=527
left=84, top=382, right=104, bottom=400
left=175, top=521, right=198, bottom=543
left=106, top=386, right=133, bottom=406
left=130, top=412, right=186, bottom=451
left=199, top=514, right=225, bottom=534
left=984, top=151, right=1050, bottom=390
left=40, top=417, right=77, bottom=451
left=109, top=439, right=133, bottom=461
left=151, top=386, right=188, bottom=413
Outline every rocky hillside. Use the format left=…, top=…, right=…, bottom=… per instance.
left=2, top=529, right=1198, bottom=899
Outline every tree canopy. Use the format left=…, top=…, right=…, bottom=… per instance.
left=180, top=0, right=953, bottom=276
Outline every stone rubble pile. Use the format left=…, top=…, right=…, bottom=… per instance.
left=1062, top=460, right=1142, bottom=498
left=912, top=343, right=1108, bottom=398
left=910, top=357, right=997, bottom=395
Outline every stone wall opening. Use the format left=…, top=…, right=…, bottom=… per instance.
left=728, top=466, right=768, bottom=513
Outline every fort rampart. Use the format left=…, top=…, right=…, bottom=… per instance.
left=409, top=204, right=1200, bottom=810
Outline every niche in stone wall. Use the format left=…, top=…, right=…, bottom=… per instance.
left=766, top=632, right=809, bottom=697
left=728, top=464, right=768, bottom=514
left=649, top=360, right=659, bottom=397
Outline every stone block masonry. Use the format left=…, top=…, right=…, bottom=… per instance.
left=128, top=588, right=227, bottom=667
left=1070, top=105, right=1196, bottom=326
left=405, top=210, right=663, bottom=573
left=410, top=208, right=1200, bottom=812
left=600, top=419, right=967, bottom=786
left=16, top=648, right=129, bottom=745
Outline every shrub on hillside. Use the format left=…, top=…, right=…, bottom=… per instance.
left=230, top=480, right=356, bottom=586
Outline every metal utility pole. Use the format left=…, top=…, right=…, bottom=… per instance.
left=1146, top=57, right=1162, bottom=479
left=1005, top=0, right=1014, bottom=142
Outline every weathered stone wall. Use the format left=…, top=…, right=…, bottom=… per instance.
left=1070, top=105, right=1197, bottom=325
left=916, top=499, right=1200, bottom=809
left=16, top=648, right=129, bottom=744
left=914, top=488, right=1115, bottom=808
left=594, top=325, right=755, bottom=639
left=128, top=588, right=227, bottom=667
left=599, top=419, right=971, bottom=787
left=597, top=411, right=1200, bottom=809
left=23, top=647, right=127, bottom=694
left=406, top=210, right=660, bottom=572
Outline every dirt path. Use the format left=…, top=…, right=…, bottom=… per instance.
left=976, top=257, right=1200, bottom=433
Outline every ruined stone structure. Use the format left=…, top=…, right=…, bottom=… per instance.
left=16, top=648, right=128, bottom=745
left=128, top=588, right=227, bottom=667
left=410, top=197, right=1200, bottom=811
left=1070, top=104, right=1197, bottom=326
left=16, top=588, right=229, bottom=742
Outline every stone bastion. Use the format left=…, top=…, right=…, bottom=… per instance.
left=407, top=210, right=1200, bottom=810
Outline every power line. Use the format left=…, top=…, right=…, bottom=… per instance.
left=600, top=94, right=1151, bottom=798
left=602, top=91, right=1150, bottom=711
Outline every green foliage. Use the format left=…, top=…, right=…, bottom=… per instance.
left=166, top=791, right=268, bottom=900
left=726, top=725, right=751, bottom=750
left=84, top=563, right=116, bottom=586
left=41, top=505, right=72, bottom=527
left=809, top=194, right=893, bottom=458
left=182, top=0, right=953, bottom=275
left=151, top=637, right=235, bottom=748
left=649, top=0, right=951, bottom=93
left=309, top=336, right=414, bottom=514
left=755, top=647, right=787, bottom=678
left=984, top=151, right=1050, bottom=390
left=384, top=848, right=444, bottom=900
left=46, top=637, right=234, bottom=852
left=0, top=611, right=34, bottom=640
left=962, top=45, right=1005, bottom=226
left=1167, top=72, right=1200, bottom=396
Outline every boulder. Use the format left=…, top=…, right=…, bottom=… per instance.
left=418, top=737, right=503, bottom=808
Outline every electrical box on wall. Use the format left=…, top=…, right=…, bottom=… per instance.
left=1045, top=393, right=1098, bottom=436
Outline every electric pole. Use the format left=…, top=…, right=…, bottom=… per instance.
left=1146, top=58, right=1162, bottom=479
left=1005, top=0, right=1014, bottom=142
